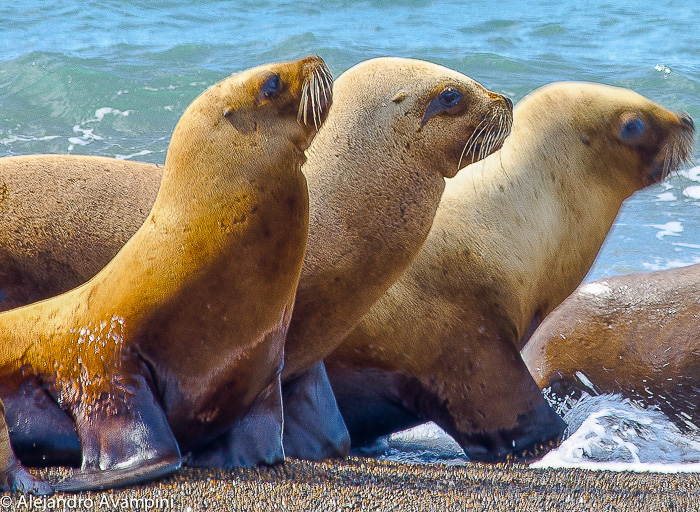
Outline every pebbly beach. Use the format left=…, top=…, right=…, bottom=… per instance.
left=16, top=458, right=698, bottom=512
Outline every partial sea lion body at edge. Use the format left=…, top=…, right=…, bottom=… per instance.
left=523, top=263, right=700, bottom=431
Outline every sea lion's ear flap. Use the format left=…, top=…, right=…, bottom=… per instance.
left=222, top=106, right=256, bottom=134
left=392, top=91, right=407, bottom=104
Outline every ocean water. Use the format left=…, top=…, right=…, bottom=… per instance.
left=2, top=1, right=700, bottom=471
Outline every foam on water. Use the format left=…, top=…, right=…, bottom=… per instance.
left=355, top=423, right=468, bottom=466
left=683, top=186, right=700, bottom=200
left=533, top=394, right=700, bottom=473
left=647, top=221, right=683, bottom=240
left=375, top=396, right=700, bottom=474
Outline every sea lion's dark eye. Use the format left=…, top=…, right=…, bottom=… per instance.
left=620, top=117, right=646, bottom=140
left=439, top=88, right=462, bottom=108
left=262, top=75, right=281, bottom=98
left=420, top=86, right=465, bottom=128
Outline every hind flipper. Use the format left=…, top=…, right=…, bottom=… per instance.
left=188, top=375, right=284, bottom=468
left=282, top=362, right=350, bottom=460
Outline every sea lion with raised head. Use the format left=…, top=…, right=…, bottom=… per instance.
left=0, top=55, right=332, bottom=490
left=522, top=263, right=700, bottom=431
left=325, top=82, right=695, bottom=461
left=0, top=57, right=513, bottom=462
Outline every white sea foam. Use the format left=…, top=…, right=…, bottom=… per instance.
left=578, top=282, right=612, bottom=297
left=656, top=192, right=676, bottom=201
left=683, top=186, right=700, bottom=200
left=68, top=125, right=103, bottom=148
left=358, top=423, right=468, bottom=466
left=66, top=107, right=132, bottom=151
left=642, top=257, right=700, bottom=271
left=369, top=394, right=700, bottom=473
left=677, top=166, right=700, bottom=182
left=1, top=134, right=61, bottom=146
left=94, top=107, right=131, bottom=121
left=115, top=149, right=153, bottom=160
left=646, top=221, right=683, bottom=240
left=532, top=394, right=700, bottom=473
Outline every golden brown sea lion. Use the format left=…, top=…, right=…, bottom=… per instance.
left=0, top=55, right=332, bottom=491
left=522, top=263, right=700, bottom=431
left=0, top=398, right=53, bottom=494
left=0, top=57, right=512, bottom=461
left=325, top=82, right=695, bottom=461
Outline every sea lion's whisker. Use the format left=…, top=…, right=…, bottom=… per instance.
left=461, top=132, right=480, bottom=169
left=318, top=67, right=331, bottom=107
left=309, top=71, right=317, bottom=129
left=313, top=69, right=323, bottom=128
left=458, top=117, right=487, bottom=171
left=472, top=115, right=494, bottom=162
left=299, top=81, right=309, bottom=126
left=481, top=113, right=501, bottom=160
left=312, top=70, right=321, bottom=130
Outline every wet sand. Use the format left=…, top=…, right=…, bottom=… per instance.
left=15, top=458, right=699, bottom=511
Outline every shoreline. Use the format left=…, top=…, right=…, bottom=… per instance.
left=11, top=457, right=697, bottom=511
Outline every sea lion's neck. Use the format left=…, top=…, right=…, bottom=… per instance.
left=435, top=135, right=627, bottom=347
left=285, top=142, right=446, bottom=379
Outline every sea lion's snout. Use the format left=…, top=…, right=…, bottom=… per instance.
left=503, top=95, right=514, bottom=111
left=678, top=111, right=694, bottom=131
left=644, top=109, right=695, bottom=186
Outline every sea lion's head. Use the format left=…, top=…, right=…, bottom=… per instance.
left=327, top=57, right=512, bottom=179
left=514, top=82, right=694, bottom=192
left=165, top=56, right=333, bottom=183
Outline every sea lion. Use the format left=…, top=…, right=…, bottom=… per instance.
left=0, top=58, right=513, bottom=461
left=0, top=156, right=160, bottom=311
left=325, top=82, right=695, bottom=461
left=0, top=398, right=53, bottom=494
left=522, top=263, right=700, bottom=431
left=281, top=57, right=512, bottom=459
left=0, top=55, right=332, bottom=491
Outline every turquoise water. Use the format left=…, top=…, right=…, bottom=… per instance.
left=2, top=1, right=699, bottom=277
left=2, top=1, right=700, bottom=467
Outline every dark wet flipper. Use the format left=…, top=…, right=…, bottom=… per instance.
left=188, top=375, right=284, bottom=468
left=53, top=454, right=180, bottom=492
left=54, top=374, right=181, bottom=492
left=0, top=462, right=54, bottom=495
left=282, top=362, right=350, bottom=460
left=0, top=398, right=54, bottom=495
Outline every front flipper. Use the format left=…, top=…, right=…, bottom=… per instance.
left=0, top=400, right=53, bottom=495
left=54, top=374, right=181, bottom=492
left=282, top=362, right=350, bottom=460
left=188, top=375, right=284, bottom=468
